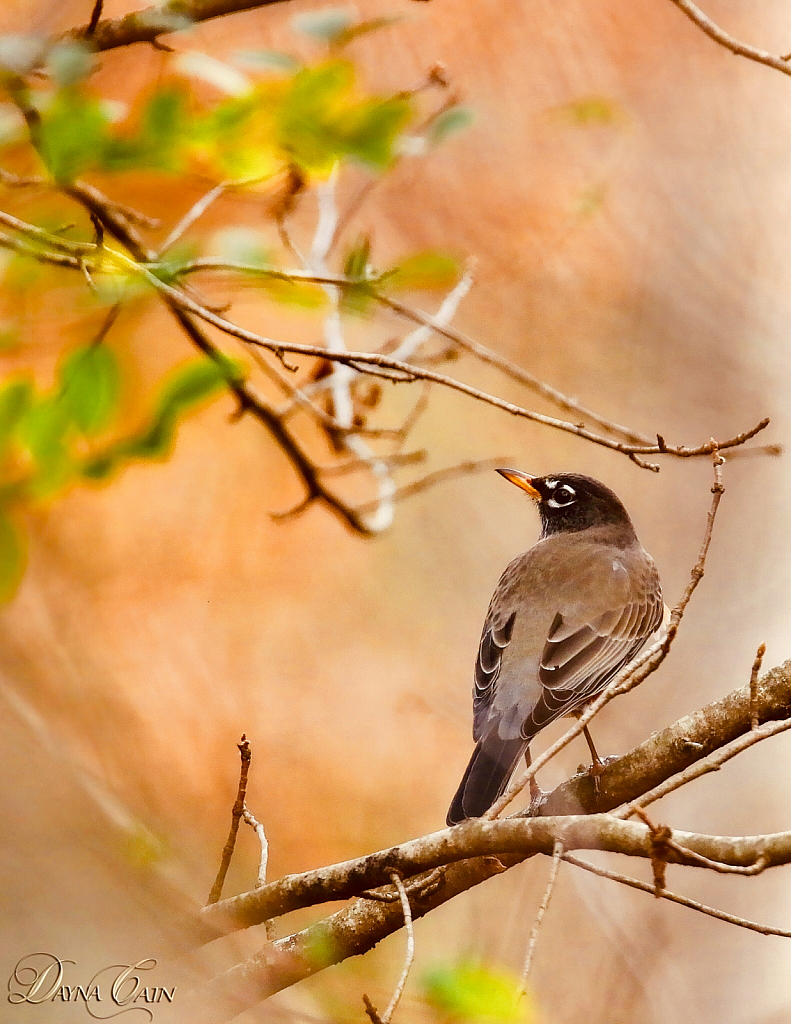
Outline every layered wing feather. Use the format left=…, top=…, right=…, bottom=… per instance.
left=472, top=540, right=663, bottom=744
left=521, top=592, right=663, bottom=738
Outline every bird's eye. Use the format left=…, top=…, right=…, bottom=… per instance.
left=549, top=484, right=576, bottom=508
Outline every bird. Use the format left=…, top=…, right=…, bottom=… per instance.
left=447, top=469, right=663, bottom=826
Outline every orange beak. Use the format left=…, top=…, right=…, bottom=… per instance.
left=496, top=468, right=541, bottom=500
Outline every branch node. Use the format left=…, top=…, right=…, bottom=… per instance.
left=750, top=643, right=767, bottom=730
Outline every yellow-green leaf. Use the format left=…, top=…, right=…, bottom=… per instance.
left=0, top=509, right=26, bottom=602
left=38, top=86, right=110, bottom=183
left=549, top=96, right=625, bottom=126
left=423, top=962, right=534, bottom=1024
left=59, top=343, right=120, bottom=435
left=382, top=251, right=460, bottom=292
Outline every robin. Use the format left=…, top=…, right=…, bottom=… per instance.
left=447, top=470, right=663, bottom=826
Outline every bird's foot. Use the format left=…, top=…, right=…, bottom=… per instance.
left=525, top=786, right=548, bottom=817
left=581, top=754, right=618, bottom=800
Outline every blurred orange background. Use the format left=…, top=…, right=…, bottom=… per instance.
left=1, top=1, right=791, bottom=1022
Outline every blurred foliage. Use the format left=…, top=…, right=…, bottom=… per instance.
left=0, top=344, right=236, bottom=596
left=0, top=10, right=472, bottom=601
left=548, top=95, right=625, bottom=127
left=422, top=962, right=534, bottom=1024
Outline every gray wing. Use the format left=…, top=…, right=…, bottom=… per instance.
left=473, top=607, right=516, bottom=734
left=520, top=594, right=664, bottom=738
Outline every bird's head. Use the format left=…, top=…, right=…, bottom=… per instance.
left=496, top=469, right=636, bottom=539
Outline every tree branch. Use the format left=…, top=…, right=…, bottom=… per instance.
left=562, top=851, right=791, bottom=938
left=207, top=735, right=252, bottom=906
left=201, top=657, right=791, bottom=936
left=193, top=811, right=791, bottom=1020
left=66, top=0, right=295, bottom=53
left=667, top=0, right=791, bottom=78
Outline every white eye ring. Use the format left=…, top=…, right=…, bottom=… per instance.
left=548, top=484, right=576, bottom=509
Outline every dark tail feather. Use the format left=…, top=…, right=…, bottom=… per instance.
left=446, top=737, right=527, bottom=825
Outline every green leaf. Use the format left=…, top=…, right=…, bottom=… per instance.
left=344, top=235, right=371, bottom=280
left=292, top=8, right=355, bottom=44
left=423, top=962, right=534, bottom=1024
left=0, top=509, right=26, bottom=602
left=382, top=251, right=460, bottom=292
left=38, top=86, right=110, bottom=183
left=258, top=276, right=326, bottom=309
left=277, top=60, right=411, bottom=172
left=149, top=242, right=199, bottom=285
left=334, top=96, right=411, bottom=168
left=157, top=356, right=236, bottom=411
left=0, top=377, right=32, bottom=448
left=59, top=343, right=120, bottom=435
left=102, top=86, right=188, bottom=172
left=83, top=356, right=237, bottom=478
left=19, top=396, right=73, bottom=496
left=340, top=236, right=375, bottom=314
left=428, top=105, right=473, bottom=146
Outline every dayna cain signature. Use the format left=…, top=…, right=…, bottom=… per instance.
left=7, top=953, right=176, bottom=1020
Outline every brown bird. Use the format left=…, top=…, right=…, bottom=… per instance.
left=447, top=470, right=663, bottom=826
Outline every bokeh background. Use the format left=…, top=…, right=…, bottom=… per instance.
left=2, top=0, right=791, bottom=1022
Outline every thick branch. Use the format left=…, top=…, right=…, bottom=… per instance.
left=202, top=658, right=791, bottom=937
left=193, top=814, right=791, bottom=1020
left=534, top=656, right=791, bottom=816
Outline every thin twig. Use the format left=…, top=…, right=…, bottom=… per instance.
left=243, top=805, right=274, bottom=939
left=158, top=182, right=228, bottom=255
left=0, top=217, right=771, bottom=467
left=355, top=457, right=515, bottom=513
left=106, top=250, right=777, bottom=467
left=86, top=0, right=104, bottom=37
left=667, top=0, right=791, bottom=79
left=563, top=851, right=791, bottom=938
left=751, top=643, right=767, bottom=730
left=381, top=873, right=414, bottom=1024
left=632, top=805, right=768, bottom=881
left=378, top=293, right=652, bottom=445
left=519, top=840, right=563, bottom=989
left=207, top=736, right=252, bottom=906
left=242, top=808, right=268, bottom=888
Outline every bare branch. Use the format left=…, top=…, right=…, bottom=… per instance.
left=193, top=813, right=791, bottom=1020
left=242, top=808, right=269, bottom=889
left=667, top=0, right=791, bottom=79
left=614, top=717, right=791, bottom=821
left=0, top=209, right=95, bottom=255
left=534, top=658, right=791, bottom=819
left=562, top=852, right=791, bottom=938
left=378, top=292, right=652, bottom=445
left=380, top=873, right=414, bottom=1024
left=207, top=735, right=252, bottom=906
left=751, top=643, right=767, bottom=730
left=157, top=182, right=228, bottom=255
left=519, top=840, right=563, bottom=989
left=86, top=0, right=104, bottom=37
left=354, top=457, right=516, bottom=514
